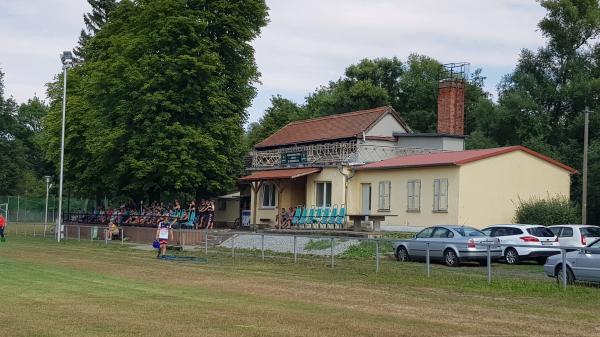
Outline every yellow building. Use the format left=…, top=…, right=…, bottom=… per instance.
left=240, top=143, right=575, bottom=230
left=352, top=146, right=576, bottom=229
left=240, top=73, right=576, bottom=230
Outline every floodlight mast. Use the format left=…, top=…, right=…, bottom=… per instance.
left=44, top=176, right=52, bottom=234
left=56, top=51, right=72, bottom=242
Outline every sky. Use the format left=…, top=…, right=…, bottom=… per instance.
left=0, top=0, right=548, bottom=125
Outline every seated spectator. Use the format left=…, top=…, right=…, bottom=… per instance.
left=108, top=221, right=120, bottom=240
left=277, top=208, right=290, bottom=229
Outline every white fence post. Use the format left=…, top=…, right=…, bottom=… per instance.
left=293, top=236, right=297, bottom=264
left=261, top=234, right=265, bottom=261
left=330, top=237, right=335, bottom=268
left=426, top=243, right=431, bottom=277
left=375, top=239, right=380, bottom=273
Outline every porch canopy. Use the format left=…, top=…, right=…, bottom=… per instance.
left=240, top=167, right=321, bottom=181
left=240, top=167, right=321, bottom=225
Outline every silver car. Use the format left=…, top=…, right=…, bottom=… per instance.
left=393, top=225, right=502, bottom=267
left=544, top=238, right=600, bottom=284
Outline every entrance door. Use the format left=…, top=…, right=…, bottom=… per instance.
left=361, top=184, right=371, bottom=215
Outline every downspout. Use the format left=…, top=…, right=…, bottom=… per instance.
left=337, top=164, right=356, bottom=228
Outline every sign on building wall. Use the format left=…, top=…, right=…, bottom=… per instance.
left=281, top=152, right=307, bottom=166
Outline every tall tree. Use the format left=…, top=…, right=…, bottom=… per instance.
left=73, top=0, right=118, bottom=62
left=496, top=0, right=600, bottom=223
left=0, top=70, right=48, bottom=195
left=43, top=0, right=269, bottom=201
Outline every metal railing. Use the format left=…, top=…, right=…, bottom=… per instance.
left=5, top=222, right=598, bottom=290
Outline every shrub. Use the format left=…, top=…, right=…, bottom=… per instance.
left=513, top=195, right=581, bottom=226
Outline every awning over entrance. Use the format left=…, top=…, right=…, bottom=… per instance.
left=239, top=167, right=321, bottom=181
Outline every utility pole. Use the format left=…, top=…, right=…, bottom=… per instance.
left=582, top=108, right=590, bottom=225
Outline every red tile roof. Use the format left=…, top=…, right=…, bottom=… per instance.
left=254, top=106, right=408, bottom=149
left=239, top=167, right=322, bottom=181
left=357, top=146, right=577, bottom=173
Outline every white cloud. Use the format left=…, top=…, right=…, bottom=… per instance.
left=0, top=0, right=547, bottom=123
left=0, top=0, right=90, bottom=102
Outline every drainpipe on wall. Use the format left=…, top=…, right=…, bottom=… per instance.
left=337, top=164, right=356, bottom=226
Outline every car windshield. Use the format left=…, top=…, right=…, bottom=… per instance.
left=527, top=227, right=555, bottom=237
left=588, top=239, right=600, bottom=248
left=450, top=226, right=486, bottom=237
left=581, top=227, right=600, bottom=237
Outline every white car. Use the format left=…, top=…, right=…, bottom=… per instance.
left=481, top=224, right=560, bottom=264
left=548, top=225, right=600, bottom=249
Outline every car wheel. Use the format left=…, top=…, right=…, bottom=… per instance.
left=556, top=265, right=575, bottom=285
left=396, top=246, right=409, bottom=262
left=444, top=249, right=459, bottom=267
left=504, top=248, right=520, bottom=265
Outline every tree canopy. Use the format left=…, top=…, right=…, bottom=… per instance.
left=246, top=54, right=490, bottom=149
left=42, top=0, right=269, bottom=201
left=0, top=69, right=49, bottom=195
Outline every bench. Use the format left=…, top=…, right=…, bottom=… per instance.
left=347, top=214, right=397, bottom=231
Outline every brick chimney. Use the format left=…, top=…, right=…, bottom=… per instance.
left=437, top=79, right=465, bottom=136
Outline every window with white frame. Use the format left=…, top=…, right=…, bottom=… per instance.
left=407, top=179, right=421, bottom=211
left=315, top=182, right=332, bottom=208
left=433, top=178, right=448, bottom=212
left=261, top=183, right=277, bottom=208
left=378, top=181, right=391, bottom=211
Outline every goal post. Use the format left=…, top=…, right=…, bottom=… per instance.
left=0, top=203, right=7, bottom=221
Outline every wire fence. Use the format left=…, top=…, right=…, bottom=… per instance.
left=4, top=222, right=599, bottom=290
left=0, top=195, right=93, bottom=224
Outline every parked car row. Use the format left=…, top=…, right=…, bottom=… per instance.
left=393, top=224, right=600, bottom=284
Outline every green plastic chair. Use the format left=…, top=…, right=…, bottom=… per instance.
left=298, top=207, right=309, bottom=227
left=304, top=207, right=315, bottom=229
left=319, top=207, right=330, bottom=229
left=334, top=205, right=346, bottom=229
left=291, top=207, right=303, bottom=227
left=327, top=206, right=338, bottom=229
left=312, top=207, right=323, bottom=229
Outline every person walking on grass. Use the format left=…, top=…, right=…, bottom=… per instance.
left=0, top=213, right=5, bottom=242
left=155, top=216, right=172, bottom=258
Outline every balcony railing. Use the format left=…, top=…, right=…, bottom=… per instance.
left=248, top=141, right=444, bottom=169
left=249, top=141, right=358, bottom=169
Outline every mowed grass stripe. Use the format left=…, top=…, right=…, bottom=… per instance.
left=0, top=252, right=447, bottom=337
left=1, top=237, right=600, bottom=337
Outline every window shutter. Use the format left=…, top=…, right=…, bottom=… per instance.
left=433, top=179, right=439, bottom=210
left=441, top=179, right=448, bottom=210
left=415, top=180, right=421, bottom=210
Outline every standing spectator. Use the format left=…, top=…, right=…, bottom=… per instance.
left=155, top=216, right=172, bottom=258
left=205, top=200, right=215, bottom=230
left=0, top=213, right=6, bottom=242
left=197, top=200, right=207, bottom=229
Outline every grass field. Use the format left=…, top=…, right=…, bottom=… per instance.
left=1, top=237, right=599, bottom=337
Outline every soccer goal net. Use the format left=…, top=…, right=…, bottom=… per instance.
left=0, top=203, right=7, bottom=219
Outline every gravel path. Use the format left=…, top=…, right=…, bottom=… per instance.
left=219, top=234, right=360, bottom=256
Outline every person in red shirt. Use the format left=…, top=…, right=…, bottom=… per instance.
left=0, top=214, right=6, bottom=242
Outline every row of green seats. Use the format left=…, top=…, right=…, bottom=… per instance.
left=291, top=205, right=346, bottom=229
